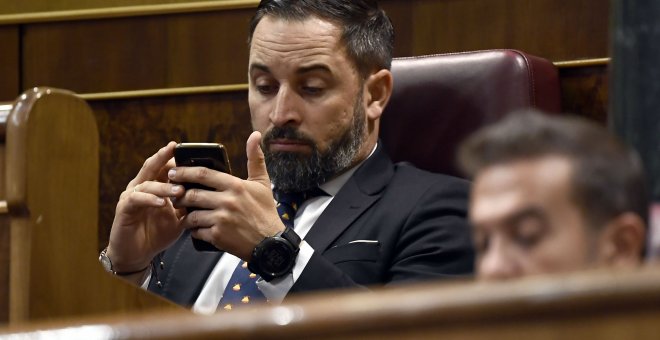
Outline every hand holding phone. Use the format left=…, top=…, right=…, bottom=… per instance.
left=174, top=143, right=232, bottom=251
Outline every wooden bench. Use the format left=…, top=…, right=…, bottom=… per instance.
left=2, top=266, right=660, bottom=338
left=0, top=87, right=180, bottom=324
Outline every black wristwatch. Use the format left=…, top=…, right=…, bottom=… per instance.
left=248, top=227, right=301, bottom=282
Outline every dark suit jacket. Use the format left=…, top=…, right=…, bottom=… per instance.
left=148, top=145, right=474, bottom=306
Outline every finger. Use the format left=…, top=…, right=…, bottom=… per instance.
left=128, top=141, right=177, bottom=188
left=172, top=188, right=218, bottom=211
left=156, top=157, right=177, bottom=183
left=246, top=131, right=271, bottom=187
left=168, top=166, right=227, bottom=191
left=179, top=209, right=216, bottom=230
left=136, top=181, right=185, bottom=198
left=120, top=191, right=168, bottom=214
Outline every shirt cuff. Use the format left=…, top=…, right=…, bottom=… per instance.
left=256, top=240, right=314, bottom=304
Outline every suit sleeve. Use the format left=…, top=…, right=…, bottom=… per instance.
left=290, top=176, right=474, bottom=294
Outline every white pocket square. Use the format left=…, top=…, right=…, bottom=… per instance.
left=348, top=240, right=379, bottom=244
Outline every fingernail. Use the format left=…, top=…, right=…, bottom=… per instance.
left=171, top=185, right=182, bottom=193
left=168, top=169, right=176, bottom=179
left=156, top=197, right=165, bottom=205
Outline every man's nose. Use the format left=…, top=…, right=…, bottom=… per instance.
left=478, top=238, right=521, bottom=281
left=270, top=86, right=302, bottom=127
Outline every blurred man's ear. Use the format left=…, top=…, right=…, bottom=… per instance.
left=597, top=212, right=646, bottom=267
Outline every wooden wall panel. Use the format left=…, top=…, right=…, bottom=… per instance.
left=88, top=91, right=252, bottom=247
left=0, top=26, right=19, bottom=101
left=21, top=9, right=253, bottom=94
left=382, top=0, right=609, bottom=61
left=20, top=0, right=607, bottom=95
left=164, top=10, right=251, bottom=86
left=0, top=0, right=232, bottom=15
left=559, top=64, right=609, bottom=124
left=23, top=17, right=169, bottom=93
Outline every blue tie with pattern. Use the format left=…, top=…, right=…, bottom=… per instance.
left=218, top=188, right=326, bottom=311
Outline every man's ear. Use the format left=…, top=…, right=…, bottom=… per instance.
left=364, top=69, right=393, bottom=121
left=598, top=212, right=646, bottom=267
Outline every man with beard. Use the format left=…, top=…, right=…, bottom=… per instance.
left=102, top=0, right=473, bottom=313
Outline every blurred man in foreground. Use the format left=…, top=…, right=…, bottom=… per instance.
left=459, top=111, right=648, bottom=280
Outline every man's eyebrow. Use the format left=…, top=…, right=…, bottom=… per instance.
left=504, top=206, right=548, bottom=227
left=249, top=63, right=270, bottom=74
left=297, top=64, right=332, bottom=75
left=472, top=206, right=547, bottom=231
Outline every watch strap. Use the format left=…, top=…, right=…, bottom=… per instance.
left=280, top=226, right=301, bottom=248
left=99, top=247, right=150, bottom=276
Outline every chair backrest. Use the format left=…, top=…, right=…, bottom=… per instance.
left=380, top=49, right=561, bottom=177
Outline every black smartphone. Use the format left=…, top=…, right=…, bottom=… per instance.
left=174, top=143, right=232, bottom=252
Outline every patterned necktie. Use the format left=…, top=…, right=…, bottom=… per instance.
left=274, top=189, right=325, bottom=229
left=218, top=188, right=326, bottom=311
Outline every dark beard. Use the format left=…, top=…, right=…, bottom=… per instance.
left=262, top=96, right=366, bottom=193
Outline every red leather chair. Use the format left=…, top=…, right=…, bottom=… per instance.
left=380, top=49, right=561, bottom=177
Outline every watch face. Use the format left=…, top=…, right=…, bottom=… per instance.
left=260, top=240, right=295, bottom=276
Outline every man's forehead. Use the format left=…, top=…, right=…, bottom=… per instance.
left=470, top=156, right=574, bottom=227
left=249, top=16, right=353, bottom=76
left=475, top=156, right=573, bottom=191
left=251, top=16, right=341, bottom=47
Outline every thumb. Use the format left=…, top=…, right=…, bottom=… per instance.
left=246, top=131, right=271, bottom=187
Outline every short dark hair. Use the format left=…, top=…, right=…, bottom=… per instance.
left=248, top=0, right=394, bottom=77
left=459, top=110, right=649, bottom=229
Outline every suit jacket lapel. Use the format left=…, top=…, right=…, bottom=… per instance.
left=161, top=233, right=223, bottom=305
left=305, top=144, right=394, bottom=252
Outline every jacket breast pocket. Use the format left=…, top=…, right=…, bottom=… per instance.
left=323, top=241, right=381, bottom=264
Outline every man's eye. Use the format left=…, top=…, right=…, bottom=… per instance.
left=256, top=85, right=277, bottom=95
left=302, top=86, right=323, bottom=95
left=512, top=220, right=545, bottom=248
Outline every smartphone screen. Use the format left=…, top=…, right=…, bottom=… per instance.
left=174, top=143, right=231, bottom=251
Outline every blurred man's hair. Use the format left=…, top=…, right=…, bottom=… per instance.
left=248, top=0, right=394, bottom=77
left=459, top=110, right=649, bottom=229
